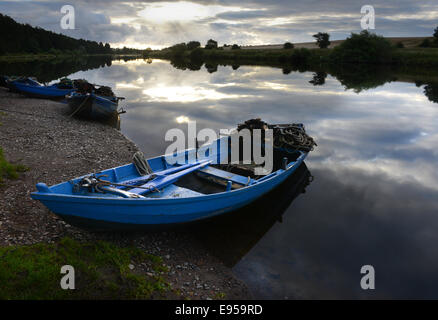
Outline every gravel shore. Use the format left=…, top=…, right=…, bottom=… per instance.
left=0, top=87, right=251, bottom=299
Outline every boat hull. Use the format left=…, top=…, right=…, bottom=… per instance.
left=67, top=93, right=118, bottom=119
left=31, top=153, right=307, bottom=227
left=9, top=81, right=74, bottom=99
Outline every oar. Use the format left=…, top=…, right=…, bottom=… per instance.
left=128, top=160, right=212, bottom=195
left=118, top=160, right=211, bottom=187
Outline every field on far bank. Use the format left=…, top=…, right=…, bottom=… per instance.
left=241, top=37, right=433, bottom=50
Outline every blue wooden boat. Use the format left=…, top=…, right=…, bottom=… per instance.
left=66, top=92, right=119, bottom=119
left=8, top=77, right=75, bottom=98
left=31, top=127, right=314, bottom=228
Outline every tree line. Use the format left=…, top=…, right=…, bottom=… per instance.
left=0, top=13, right=142, bottom=56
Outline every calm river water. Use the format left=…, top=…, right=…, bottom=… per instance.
left=6, top=58, right=438, bottom=299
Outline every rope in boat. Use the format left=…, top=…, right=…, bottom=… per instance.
left=74, top=174, right=161, bottom=195
left=133, top=151, right=154, bottom=176
left=94, top=175, right=161, bottom=193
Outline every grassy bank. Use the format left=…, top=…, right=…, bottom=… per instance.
left=148, top=46, right=438, bottom=68
left=0, top=53, right=143, bottom=63
left=0, top=146, right=27, bottom=184
left=147, top=32, right=438, bottom=68
left=148, top=47, right=329, bottom=67
left=0, top=112, right=28, bottom=183
left=392, top=47, right=438, bottom=67
left=0, top=237, right=175, bottom=299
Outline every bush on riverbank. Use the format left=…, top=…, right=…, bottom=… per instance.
left=168, top=43, right=188, bottom=58
left=0, top=237, right=174, bottom=299
left=330, top=30, right=394, bottom=64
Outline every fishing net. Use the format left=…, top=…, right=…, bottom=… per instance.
left=95, top=86, right=114, bottom=97
left=71, top=79, right=115, bottom=97
left=73, top=79, right=95, bottom=94
left=237, top=118, right=317, bottom=152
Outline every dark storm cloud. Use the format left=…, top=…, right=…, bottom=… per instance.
left=0, top=0, right=436, bottom=47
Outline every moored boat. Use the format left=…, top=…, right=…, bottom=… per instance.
left=7, top=77, right=76, bottom=98
left=66, top=92, right=119, bottom=119
left=31, top=121, right=316, bottom=229
left=66, top=81, right=123, bottom=119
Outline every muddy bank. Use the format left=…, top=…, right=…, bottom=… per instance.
left=0, top=87, right=250, bottom=299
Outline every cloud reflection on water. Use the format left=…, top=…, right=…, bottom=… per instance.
left=66, top=59, right=438, bottom=298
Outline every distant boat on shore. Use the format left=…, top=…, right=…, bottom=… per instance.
left=66, top=92, right=121, bottom=119
left=6, top=77, right=76, bottom=99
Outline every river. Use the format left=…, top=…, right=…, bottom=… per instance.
left=3, top=57, right=438, bottom=299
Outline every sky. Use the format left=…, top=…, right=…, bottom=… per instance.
left=0, top=0, right=437, bottom=49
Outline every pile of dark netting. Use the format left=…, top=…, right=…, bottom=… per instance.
left=237, top=118, right=317, bottom=152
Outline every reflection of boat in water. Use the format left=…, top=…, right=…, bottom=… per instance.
left=103, top=112, right=121, bottom=130
left=188, top=163, right=313, bottom=267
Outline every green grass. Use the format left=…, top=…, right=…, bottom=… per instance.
left=0, top=53, right=66, bottom=62
left=392, top=47, right=438, bottom=67
left=0, top=237, right=174, bottom=299
left=0, top=146, right=28, bottom=183
left=0, top=53, right=142, bottom=63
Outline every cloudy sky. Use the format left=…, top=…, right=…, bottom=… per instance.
left=1, top=0, right=437, bottom=49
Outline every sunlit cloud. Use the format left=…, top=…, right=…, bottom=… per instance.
left=138, top=1, right=247, bottom=24
left=116, top=82, right=141, bottom=89
left=176, top=115, right=191, bottom=123
left=142, top=85, right=251, bottom=102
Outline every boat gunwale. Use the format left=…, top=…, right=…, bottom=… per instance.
left=30, top=152, right=307, bottom=203
left=68, top=92, right=118, bottom=106
left=11, top=81, right=74, bottom=94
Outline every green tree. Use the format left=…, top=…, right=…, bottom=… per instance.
left=313, top=32, right=331, bottom=49
left=283, top=42, right=294, bottom=49
left=205, top=39, right=218, bottom=49
left=27, top=37, right=40, bottom=53
left=419, top=39, right=431, bottom=48
left=187, top=41, right=201, bottom=50
left=434, top=27, right=438, bottom=41
left=0, top=13, right=143, bottom=56
left=330, top=30, right=393, bottom=64
left=169, top=43, right=187, bottom=57
left=231, top=44, right=240, bottom=50
left=104, top=43, right=111, bottom=53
